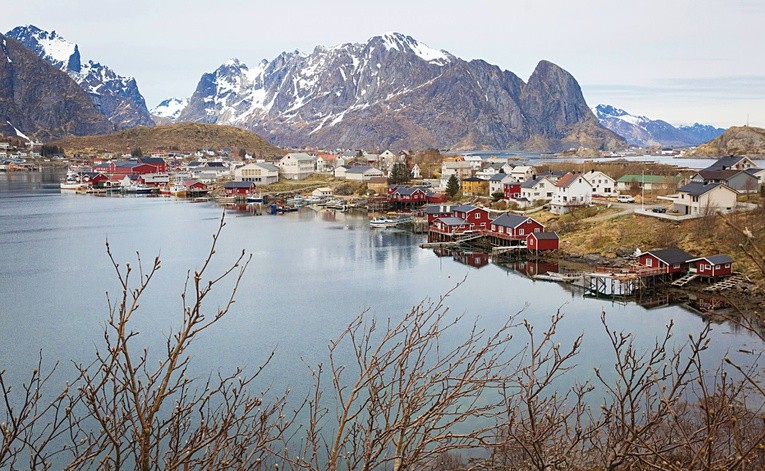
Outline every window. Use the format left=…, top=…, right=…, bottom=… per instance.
left=646, top=258, right=653, bottom=267
left=518, top=229, right=524, bottom=236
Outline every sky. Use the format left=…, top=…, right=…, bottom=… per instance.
left=3, top=0, right=764, bottom=128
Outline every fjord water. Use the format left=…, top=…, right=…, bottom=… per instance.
left=0, top=171, right=760, bottom=401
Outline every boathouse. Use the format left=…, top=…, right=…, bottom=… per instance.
left=431, top=217, right=471, bottom=236
left=489, top=214, right=544, bottom=241
left=526, top=231, right=559, bottom=252
left=638, top=247, right=694, bottom=275
left=451, top=205, right=491, bottom=231
left=687, top=254, right=734, bottom=278
left=425, top=205, right=452, bottom=224
left=224, top=181, right=256, bottom=196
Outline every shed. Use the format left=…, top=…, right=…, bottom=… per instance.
left=687, top=254, right=734, bottom=278
left=527, top=232, right=559, bottom=251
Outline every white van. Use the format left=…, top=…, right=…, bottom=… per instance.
left=617, top=195, right=635, bottom=203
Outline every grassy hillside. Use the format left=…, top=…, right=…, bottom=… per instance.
left=51, top=123, right=285, bottom=158
left=690, top=126, right=765, bottom=157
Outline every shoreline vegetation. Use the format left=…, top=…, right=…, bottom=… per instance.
left=1, top=213, right=764, bottom=469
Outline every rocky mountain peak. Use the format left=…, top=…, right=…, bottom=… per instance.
left=6, top=24, right=153, bottom=129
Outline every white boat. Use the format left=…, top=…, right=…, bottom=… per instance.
left=246, top=194, right=264, bottom=203
left=60, top=181, right=88, bottom=191
left=369, top=215, right=413, bottom=228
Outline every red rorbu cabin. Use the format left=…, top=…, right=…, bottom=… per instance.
left=526, top=231, right=559, bottom=251
left=687, top=255, right=734, bottom=278
left=450, top=205, right=491, bottom=231
left=638, top=247, right=694, bottom=275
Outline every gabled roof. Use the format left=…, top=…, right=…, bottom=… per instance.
left=225, top=181, right=255, bottom=188
left=555, top=173, right=581, bottom=188
left=283, top=152, right=315, bottom=161
left=706, top=156, right=748, bottom=171
left=393, top=186, right=426, bottom=196
left=688, top=254, right=734, bottom=265
left=426, top=205, right=452, bottom=214
left=489, top=173, right=507, bottom=182
left=450, top=204, right=480, bottom=213
left=491, top=213, right=530, bottom=228
left=139, top=157, right=165, bottom=165
left=437, top=217, right=468, bottom=226
left=643, top=247, right=694, bottom=265
left=346, top=166, right=380, bottom=174
left=520, top=177, right=550, bottom=189
left=252, top=162, right=279, bottom=172
left=367, top=176, right=387, bottom=184
left=677, top=182, right=723, bottom=196
left=697, top=169, right=741, bottom=181
left=529, top=231, right=559, bottom=240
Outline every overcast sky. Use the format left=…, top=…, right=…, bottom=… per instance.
left=3, top=0, right=764, bottom=128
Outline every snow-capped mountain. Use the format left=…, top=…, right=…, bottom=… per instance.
left=151, top=98, right=189, bottom=121
left=592, top=104, right=724, bottom=147
left=177, top=32, right=622, bottom=151
left=7, top=25, right=154, bottom=129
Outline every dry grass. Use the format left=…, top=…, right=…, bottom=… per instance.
left=553, top=202, right=765, bottom=281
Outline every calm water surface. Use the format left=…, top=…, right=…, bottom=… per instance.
left=0, top=171, right=760, bottom=399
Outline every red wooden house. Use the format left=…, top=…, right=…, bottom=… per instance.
left=638, top=247, right=694, bottom=274
left=687, top=255, right=734, bottom=278
left=526, top=231, right=559, bottom=251
left=427, top=193, right=448, bottom=204
left=489, top=214, right=544, bottom=240
left=503, top=182, right=521, bottom=200
left=138, top=157, right=168, bottom=173
left=182, top=179, right=209, bottom=193
left=451, top=205, right=491, bottom=231
left=389, top=186, right=428, bottom=207
left=224, top=181, right=256, bottom=196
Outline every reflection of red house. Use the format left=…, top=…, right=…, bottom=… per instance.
left=687, top=255, right=734, bottom=278
left=503, top=182, right=521, bottom=200
left=451, top=205, right=491, bottom=231
left=638, top=247, right=693, bottom=274
left=453, top=251, right=489, bottom=269
left=508, top=260, right=560, bottom=277
left=527, top=232, right=559, bottom=251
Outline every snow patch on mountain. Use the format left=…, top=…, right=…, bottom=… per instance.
left=151, top=98, right=189, bottom=119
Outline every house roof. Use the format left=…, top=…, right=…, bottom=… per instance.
left=367, top=176, right=387, bottom=184
left=252, top=162, right=278, bottom=172
left=491, top=213, right=530, bottom=228
left=530, top=231, right=559, bottom=240
left=139, top=157, right=165, bottom=165
left=555, top=173, right=580, bottom=188
left=283, top=152, right=314, bottom=161
left=426, top=205, right=452, bottom=214
left=697, top=169, right=740, bottom=181
left=393, top=186, right=426, bottom=195
left=520, top=177, right=549, bottom=189
left=462, top=177, right=485, bottom=182
left=643, top=247, right=694, bottom=265
left=678, top=182, right=723, bottom=196
left=706, top=156, right=747, bottom=171
left=437, top=217, right=468, bottom=226
left=346, top=166, right=380, bottom=174
left=450, top=204, right=479, bottom=213
left=688, top=254, right=734, bottom=265
left=490, top=173, right=507, bottom=182
left=225, top=181, right=255, bottom=188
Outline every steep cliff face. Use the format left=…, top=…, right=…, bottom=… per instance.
left=0, top=33, right=114, bottom=140
left=177, top=33, right=622, bottom=151
left=7, top=25, right=154, bottom=130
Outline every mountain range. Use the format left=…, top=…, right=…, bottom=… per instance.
left=170, top=33, right=623, bottom=152
left=6, top=25, right=154, bottom=130
left=592, top=104, right=724, bottom=147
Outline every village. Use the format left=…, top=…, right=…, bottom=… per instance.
left=3, top=138, right=765, bottom=309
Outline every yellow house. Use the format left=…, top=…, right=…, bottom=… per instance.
left=461, top=177, right=489, bottom=196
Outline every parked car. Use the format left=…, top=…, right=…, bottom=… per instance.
left=651, top=206, right=667, bottom=213
left=617, top=195, right=635, bottom=203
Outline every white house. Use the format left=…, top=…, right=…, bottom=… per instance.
left=334, top=165, right=350, bottom=179
left=510, top=165, right=535, bottom=183
left=463, top=155, right=484, bottom=170
left=312, top=187, right=334, bottom=198
left=316, top=154, right=339, bottom=172
left=550, top=173, right=593, bottom=214
left=670, top=182, right=738, bottom=216
left=345, top=166, right=385, bottom=181
left=278, top=153, right=315, bottom=180
left=234, top=162, right=279, bottom=185
left=582, top=170, right=616, bottom=197
left=489, top=173, right=513, bottom=195
left=409, top=163, right=422, bottom=179
left=517, top=176, right=555, bottom=204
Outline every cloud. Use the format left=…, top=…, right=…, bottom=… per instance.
left=584, top=75, right=765, bottom=102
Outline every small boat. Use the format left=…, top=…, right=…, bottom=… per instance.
left=369, top=214, right=413, bottom=228
left=60, top=181, right=88, bottom=191
left=286, top=195, right=305, bottom=207
left=169, top=184, right=187, bottom=197
left=123, top=184, right=154, bottom=194
left=246, top=194, right=264, bottom=203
